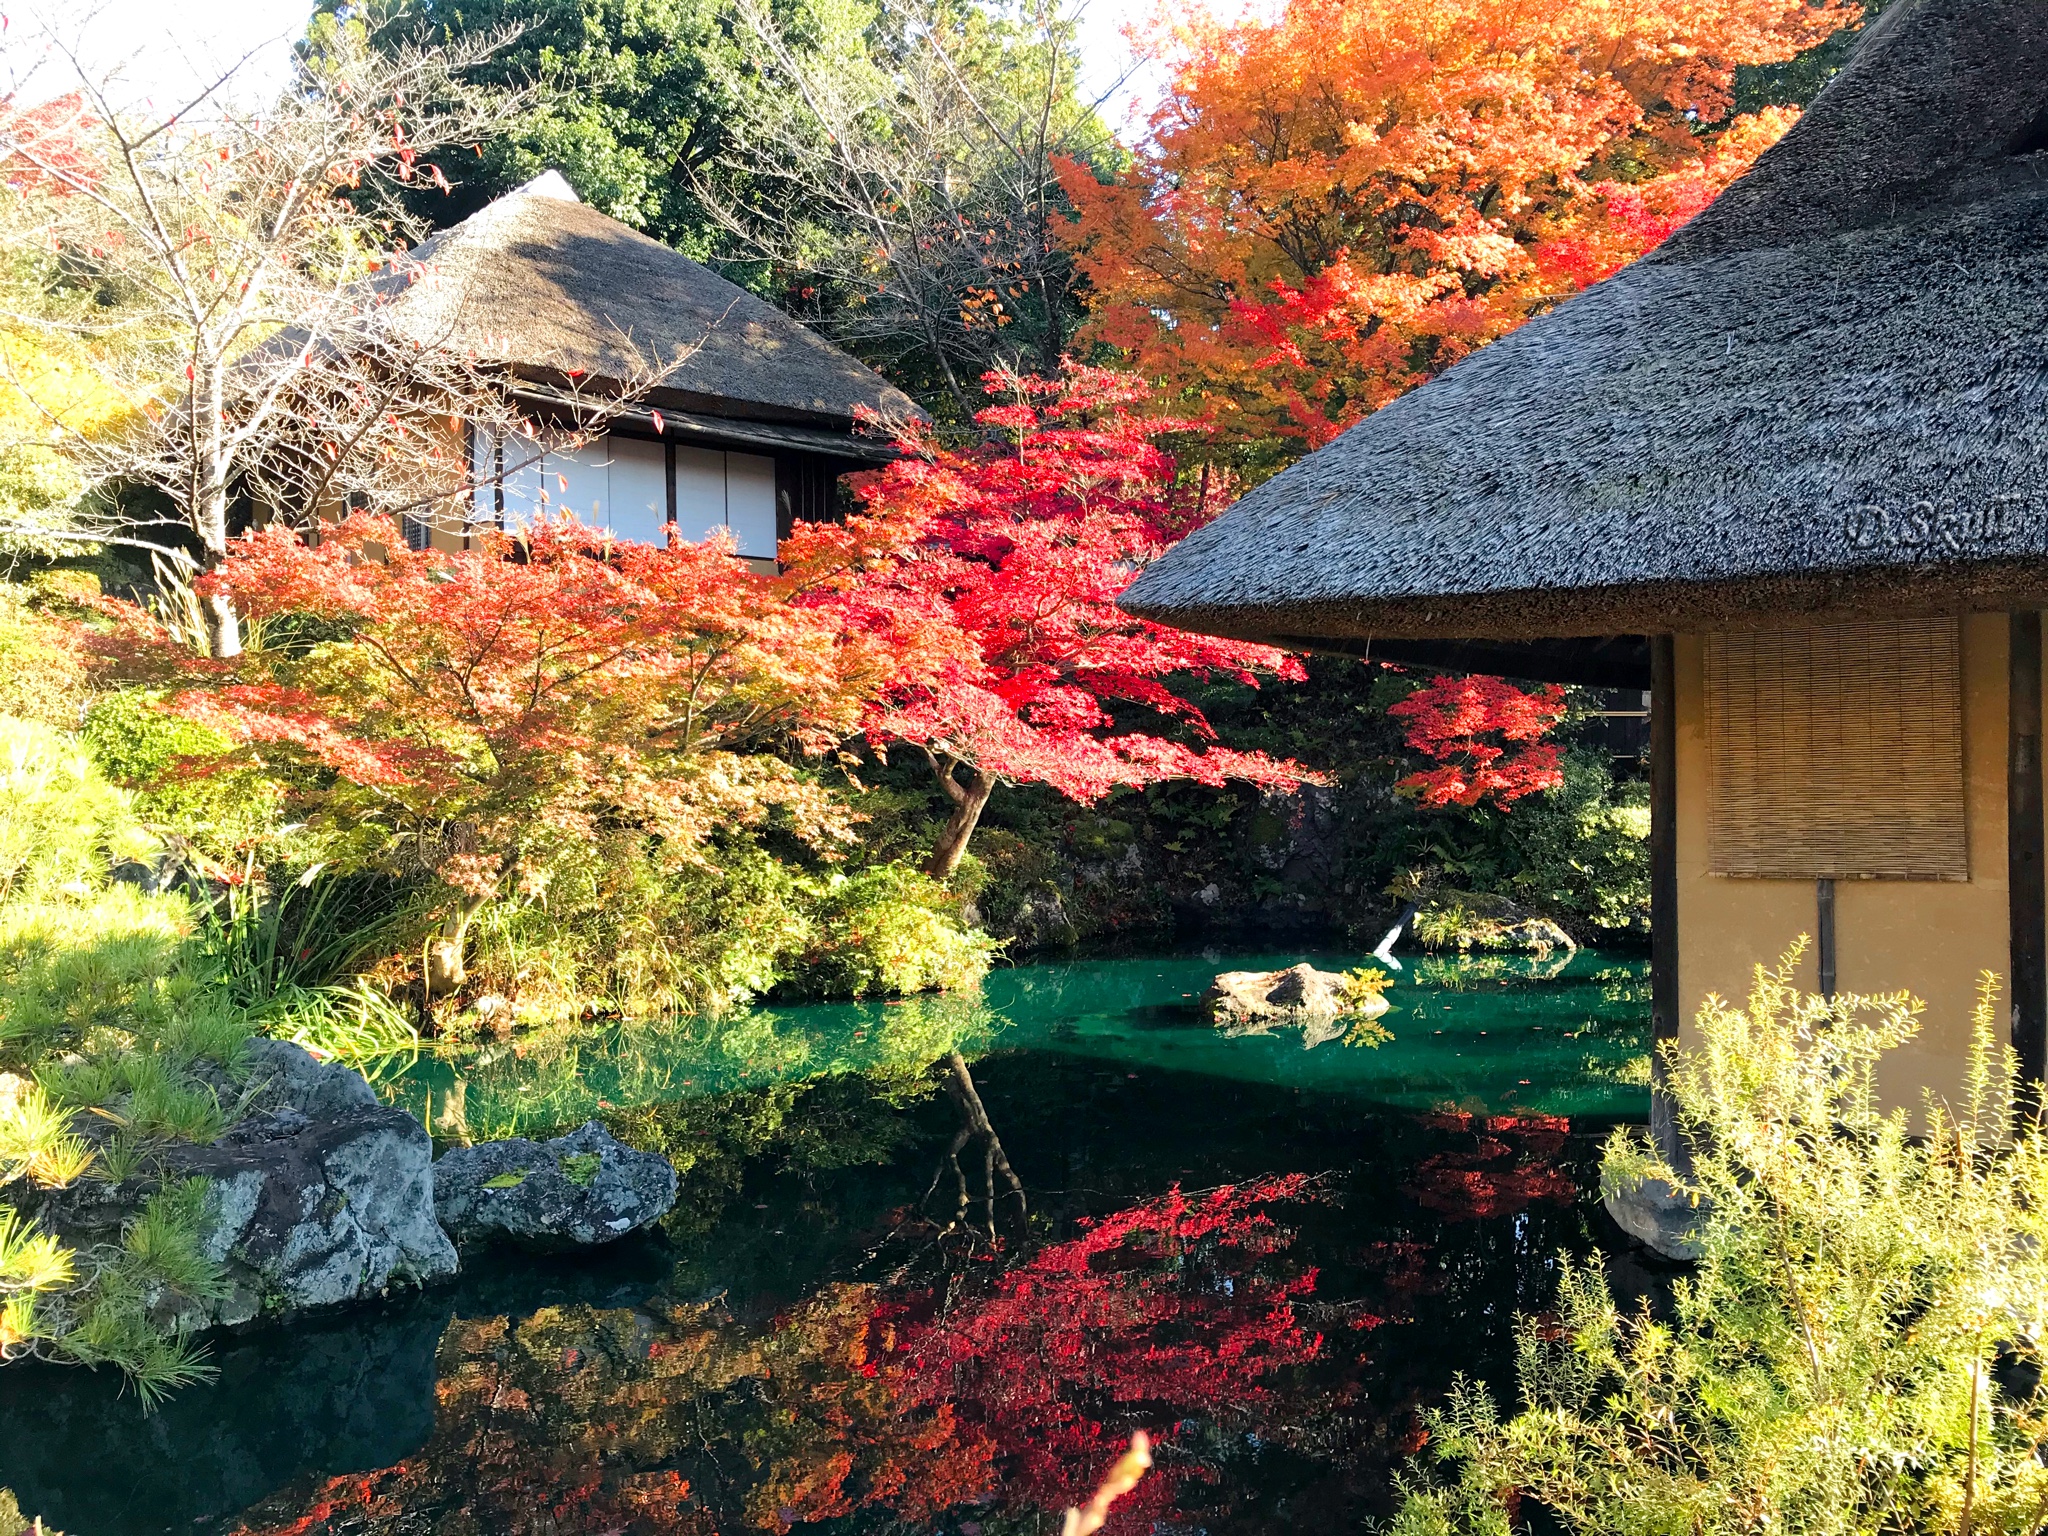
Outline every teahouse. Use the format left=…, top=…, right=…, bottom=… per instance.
left=384, top=171, right=916, bottom=563
left=1122, top=0, right=2048, bottom=1125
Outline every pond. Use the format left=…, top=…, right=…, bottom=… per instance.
left=0, top=946, right=1650, bottom=1536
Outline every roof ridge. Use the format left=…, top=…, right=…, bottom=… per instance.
left=1655, top=0, right=2048, bottom=260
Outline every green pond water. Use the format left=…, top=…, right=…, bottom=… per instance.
left=0, top=946, right=1650, bottom=1536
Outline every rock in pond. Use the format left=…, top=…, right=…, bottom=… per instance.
left=433, top=1121, right=678, bottom=1250
left=1201, top=964, right=1391, bottom=1049
left=23, top=1040, right=458, bottom=1331
left=1202, top=964, right=1369, bottom=1023
left=1603, top=1175, right=1706, bottom=1262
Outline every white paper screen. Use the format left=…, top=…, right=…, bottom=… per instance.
left=469, top=426, right=494, bottom=525
left=726, top=452, right=778, bottom=559
left=674, top=446, right=727, bottom=547
left=550, top=442, right=611, bottom=526
left=497, top=433, right=548, bottom=530
left=606, top=436, right=669, bottom=545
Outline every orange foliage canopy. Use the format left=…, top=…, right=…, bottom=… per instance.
left=1060, top=0, right=1857, bottom=455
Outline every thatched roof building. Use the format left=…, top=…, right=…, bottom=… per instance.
left=388, top=171, right=919, bottom=465
left=1119, top=0, right=2048, bottom=1242
left=1122, top=0, right=2048, bottom=650
left=363, top=172, right=916, bottom=559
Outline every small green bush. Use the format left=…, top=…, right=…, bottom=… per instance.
left=0, top=716, right=156, bottom=901
left=782, top=864, right=999, bottom=1000
left=1395, top=949, right=2048, bottom=1536
left=80, top=689, right=281, bottom=859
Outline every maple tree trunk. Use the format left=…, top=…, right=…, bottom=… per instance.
left=923, top=753, right=995, bottom=880
left=205, top=586, right=243, bottom=660
left=194, top=471, right=243, bottom=658
left=425, top=893, right=489, bottom=999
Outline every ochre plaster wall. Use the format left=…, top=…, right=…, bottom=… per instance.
left=1673, top=614, right=2013, bottom=1116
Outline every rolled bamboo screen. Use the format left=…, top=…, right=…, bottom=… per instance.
left=1704, top=617, right=1967, bottom=880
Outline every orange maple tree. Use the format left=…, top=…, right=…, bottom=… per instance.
left=1059, top=0, right=1857, bottom=457
left=1388, top=674, right=1570, bottom=808
left=139, top=515, right=890, bottom=995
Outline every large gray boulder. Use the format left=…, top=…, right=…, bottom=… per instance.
left=170, top=1100, right=459, bottom=1328
left=434, top=1121, right=677, bottom=1250
left=239, top=1037, right=383, bottom=1118
left=18, top=1040, right=457, bottom=1331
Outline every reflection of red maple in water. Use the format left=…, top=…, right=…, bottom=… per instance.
left=1404, top=1114, right=1577, bottom=1220
left=220, top=1178, right=1328, bottom=1536
left=889, top=1175, right=1327, bottom=1528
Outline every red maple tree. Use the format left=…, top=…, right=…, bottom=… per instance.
left=791, top=365, right=1323, bottom=878
left=1387, top=674, right=1569, bottom=809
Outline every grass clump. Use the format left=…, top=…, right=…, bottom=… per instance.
left=1395, top=946, right=2048, bottom=1536
left=0, top=716, right=243, bottom=1400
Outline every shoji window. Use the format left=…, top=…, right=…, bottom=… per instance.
left=475, top=428, right=782, bottom=558
left=1704, top=617, right=1967, bottom=880
left=605, top=437, right=668, bottom=545
left=674, top=446, right=778, bottom=559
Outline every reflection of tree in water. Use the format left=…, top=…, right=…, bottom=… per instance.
left=1402, top=1112, right=1577, bottom=1220
left=220, top=1049, right=1605, bottom=1536
left=223, top=1179, right=1332, bottom=1536
left=925, top=1050, right=1027, bottom=1237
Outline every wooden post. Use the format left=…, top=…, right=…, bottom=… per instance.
left=1816, top=878, right=1837, bottom=1000
left=2011, top=610, right=2046, bottom=1111
left=1650, top=633, right=1683, bottom=1167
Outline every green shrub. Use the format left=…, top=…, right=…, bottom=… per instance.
left=80, top=689, right=281, bottom=858
left=455, top=842, right=996, bottom=1021
left=1398, top=747, right=1648, bottom=941
left=0, top=581, right=88, bottom=731
left=453, top=834, right=812, bottom=1022
left=1395, top=950, right=2048, bottom=1536
left=782, top=864, right=999, bottom=1000
left=0, top=720, right=256, bottom=1401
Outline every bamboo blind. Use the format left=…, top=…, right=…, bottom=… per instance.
left=1704, top=617, right=1967, bottom=880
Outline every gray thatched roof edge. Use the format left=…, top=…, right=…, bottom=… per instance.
left=386, top=173, right=921, bottom=431
left=1121, top=0, right=2048, bottom=644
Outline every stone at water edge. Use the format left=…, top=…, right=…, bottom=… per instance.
left=183, top=1040, right=456, bottom=1328
left=175, top=1101, right=459, bottom=1329
left=23, top=1039, right=458, bottom=1332
left=1602, top=1177, right=1705, bottom=1263
left=433, top=1121, right=678, bottom=1250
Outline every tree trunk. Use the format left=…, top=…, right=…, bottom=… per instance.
left=923, top=752, right=995, bottom=880
left=425, top=894, right=488, bottom=1000
left=205, top=586, right=243, bottom=660
left=195, top=465, right=240, bottom=659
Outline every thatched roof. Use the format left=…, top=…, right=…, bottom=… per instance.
left=388, top=172, right=920, bottom=431
left=1122, top=0, right=2048, bottom=647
